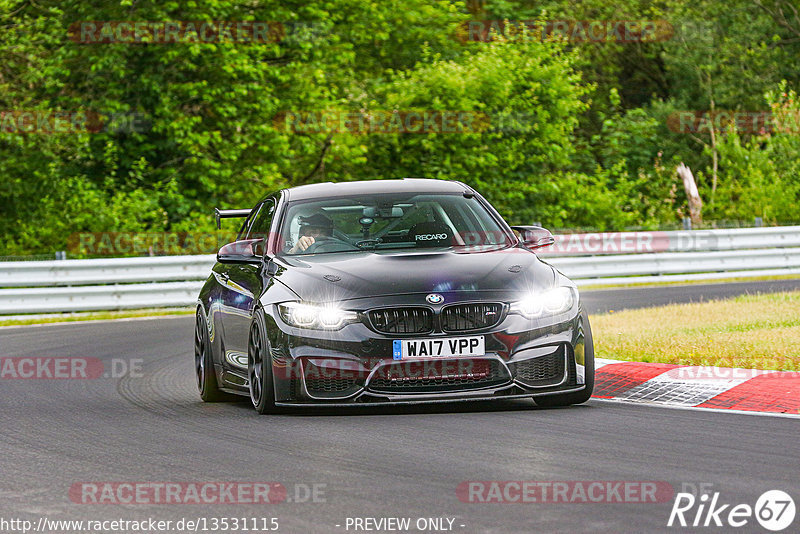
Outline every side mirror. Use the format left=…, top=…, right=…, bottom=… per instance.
left=511, top=226, right=555, bottom=249
left=217, top=239, right=265, bottom=264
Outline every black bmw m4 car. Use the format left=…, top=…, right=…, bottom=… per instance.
left=195, top=179, right=594, bottom=413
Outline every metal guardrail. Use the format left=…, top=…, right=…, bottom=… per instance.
left=1, top=226, right=799, bottom=314
left=538, top=225, right=800, bottom=256
left=0, top=282, right=205, bottom=314
left=549, top=248, right=800, bottom=277
left=0, top=255, right=214, bottom=288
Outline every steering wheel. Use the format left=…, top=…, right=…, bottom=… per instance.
left=302, top=236, right=359, bottom=254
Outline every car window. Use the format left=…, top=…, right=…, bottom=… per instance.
left=247, top=199, right=275, bottom=240
left=235, top=208, right=257, bottom=241
left=280, top=193, right=512, bottom=255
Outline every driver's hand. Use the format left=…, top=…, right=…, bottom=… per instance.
left=290, top=235, right=315, bottom=253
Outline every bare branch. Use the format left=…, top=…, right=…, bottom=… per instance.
left=298, top=135, right=333, bottom=183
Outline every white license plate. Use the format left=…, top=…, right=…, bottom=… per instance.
left=393, top=336, right=485, bottom=360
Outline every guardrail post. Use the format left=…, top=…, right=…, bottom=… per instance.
left=754, top=217, right=763, bottom=227
left=682, top=217, right=692, bottom=230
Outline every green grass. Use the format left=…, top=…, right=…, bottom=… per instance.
left=0, top=308, right=194, bottom=327
left=590, top=291, right=800, bottom=371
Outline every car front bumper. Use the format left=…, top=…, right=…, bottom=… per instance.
left=260, top=295, right=591, bottom=405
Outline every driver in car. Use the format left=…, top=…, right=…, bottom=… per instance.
left=287, top=213, right=334, bottom=254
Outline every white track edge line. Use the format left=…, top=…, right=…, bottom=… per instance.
left=591, top=397, right=800, bottom=419
left=0, top=314, right=192, bottom=330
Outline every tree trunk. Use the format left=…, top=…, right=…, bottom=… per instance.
left=708, top=96, right=719, bottom=201
left=677, top=162, right=703, bottom=225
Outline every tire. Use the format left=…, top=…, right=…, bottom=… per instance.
left=248, top=308, right=278, bottom=414
left=194, top=309, right=234, bottom=402
left=533, top=310, right=595, bottom=407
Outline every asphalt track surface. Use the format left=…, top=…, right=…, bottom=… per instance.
left=1, top=281, right=799, bottom=533
left=580, top=278, right=800, bottom=314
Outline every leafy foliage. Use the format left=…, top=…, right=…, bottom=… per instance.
left=1, top=0, right=799, bottom=255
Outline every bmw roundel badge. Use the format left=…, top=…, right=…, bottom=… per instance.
left=426, top=293, right=444, bottom=304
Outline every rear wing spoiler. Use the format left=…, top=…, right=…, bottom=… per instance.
left=214, top=208, right=252, bottom=229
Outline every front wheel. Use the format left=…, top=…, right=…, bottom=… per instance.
left=194, top=309, right=234, bottom=402
left=248, top=308, right=278, bottom=414
left=533, top=310, right=595, bottom=407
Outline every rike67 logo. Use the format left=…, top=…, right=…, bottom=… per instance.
left=668, top=489, right=796, bottom=531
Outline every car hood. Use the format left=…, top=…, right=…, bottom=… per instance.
left=271, top=248, right=557, bottom=303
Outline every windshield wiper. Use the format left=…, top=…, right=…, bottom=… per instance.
left=355, top=238, right=383, bottom=249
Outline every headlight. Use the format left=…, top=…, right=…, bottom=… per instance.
left=277, top=302, right=358, bottom=330
left=512, top=287, right=577, bottom=318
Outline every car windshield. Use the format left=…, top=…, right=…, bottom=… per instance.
left=280, top=193, right=514, bottom=255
